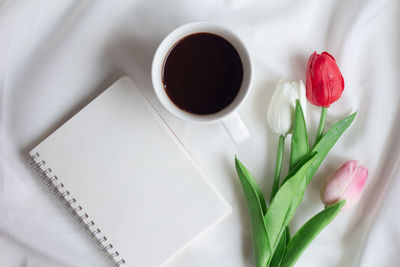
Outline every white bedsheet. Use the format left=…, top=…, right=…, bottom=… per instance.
left=1, top=0, right=399, bottom=266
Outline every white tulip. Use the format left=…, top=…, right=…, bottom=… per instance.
left=267, top=80, right=306, bottom=136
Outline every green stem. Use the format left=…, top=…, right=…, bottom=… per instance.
left=270, top=135, right=285, bottom=202
left=314, top=107, right=327, bottom=145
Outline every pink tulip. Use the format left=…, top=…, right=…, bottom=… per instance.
left=321, top=160, right=368, bottom=211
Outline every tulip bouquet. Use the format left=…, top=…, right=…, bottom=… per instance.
left=235, top=52, right=368, bottom=267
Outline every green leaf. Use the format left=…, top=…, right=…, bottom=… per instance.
left=290, top=100, right=309, bottom=170
left=280, top=152, right=317, bottom=237
left=269, top=229, right=287, bottom=267
left=235, top=157, right=271, bottom=267
left=235, top=156, right=268, bottom=215
left=306, top=112, right=357, bottom=184
left=283, top=152, right=317, bottom=185
left=264, top=153, right=317, bottom=250
left=280, top=200, right=346, bottom=267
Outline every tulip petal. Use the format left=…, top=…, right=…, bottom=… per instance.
left=267, top=80, right=306, bottom=136
left=321, top=160, right=358, bottom=206
left=305, top=51, right=344, bottom=107
left=297, top=80, right=307, bottom=116
left=342, top=165, right=368, bottom=210
left=321, top=51, right=335, bottom=61
left=311, top=55, right=332, bottom=107
left=306, top=52, right=317, bottom=106
left=321, top=160, right=368, bottom=211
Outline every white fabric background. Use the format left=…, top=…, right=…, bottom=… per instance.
left=0, top=0, right=399, bottom=266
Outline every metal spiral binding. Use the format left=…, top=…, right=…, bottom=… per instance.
left=27, top=152, right=126, bottom=266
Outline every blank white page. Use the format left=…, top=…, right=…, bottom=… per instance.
left=30, top=76, right=231, bottom=267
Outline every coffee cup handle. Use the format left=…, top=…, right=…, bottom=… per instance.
left=221, top=112, right=250, bottom=144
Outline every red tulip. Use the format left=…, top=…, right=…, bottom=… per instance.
left=306, top=52, right=344, bottom=107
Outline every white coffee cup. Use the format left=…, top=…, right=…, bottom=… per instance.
left=151, top=22, right=252, bottom=144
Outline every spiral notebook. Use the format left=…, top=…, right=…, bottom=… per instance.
left=27, top=76, right=231, bottom=267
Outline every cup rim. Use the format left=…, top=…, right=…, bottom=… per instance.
left=151, top=21, right=253, bottom=123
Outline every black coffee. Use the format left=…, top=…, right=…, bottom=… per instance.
left=162, top=33, right=243, bottom=115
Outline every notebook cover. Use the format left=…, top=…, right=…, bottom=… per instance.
left=29, top=76, right=231, bottom=266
